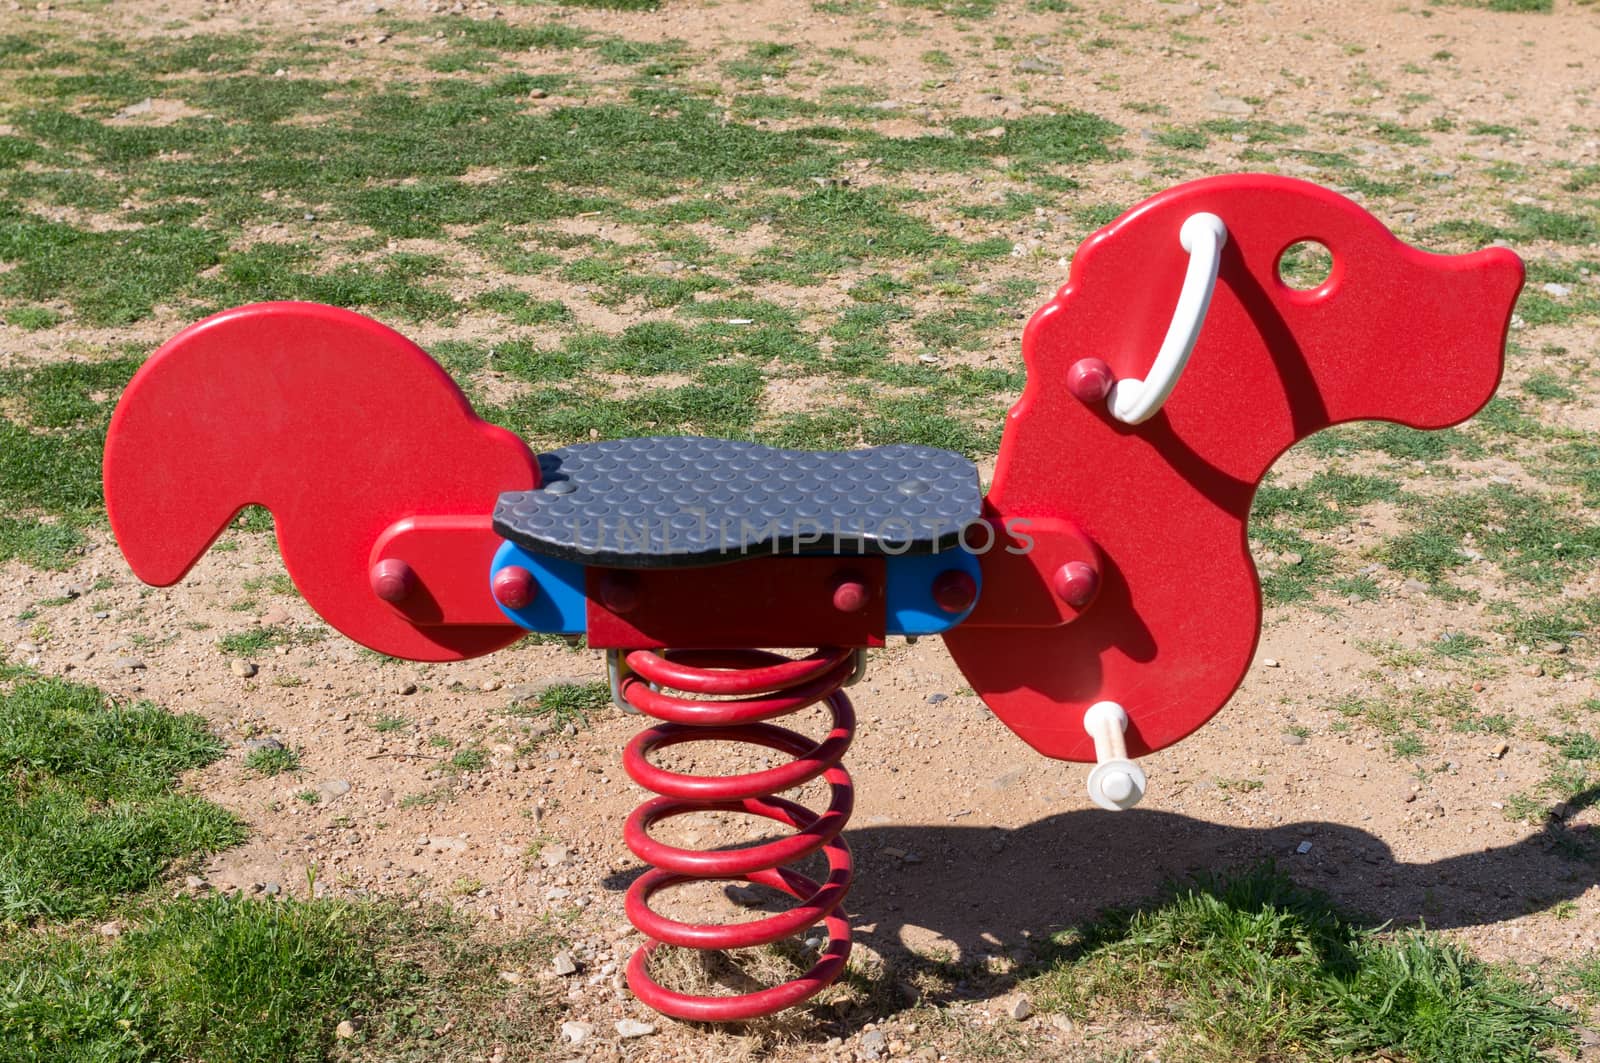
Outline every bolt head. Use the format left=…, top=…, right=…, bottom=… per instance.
left=370, top=559, right=415, bottom=603
left=1101, top=770, right=1135, bottom=804
left=831, top=574, right=870, bottom=614
left=492, top=566, right=536, bottom=610
left=1067, top=358, right=1114, bottom=403
left=598, top=571, right=640, bottom=614
left=1052, top=561, right=1100, bottom=608
left=931, top=569, right=978, bottom=614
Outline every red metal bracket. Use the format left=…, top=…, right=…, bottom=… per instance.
left=368, top=515, right=515, bottom=628
left=959, top=514, right=1102, bottom=629
left=586, top=557, right=888, bottom=650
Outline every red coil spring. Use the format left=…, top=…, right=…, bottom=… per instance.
left=618, top=646, right=857, bottom=1022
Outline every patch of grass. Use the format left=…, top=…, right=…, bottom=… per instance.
left=472, top=288, right=571, bottom=326
left=208, top=245, right=457, bottom=321
left=1541, top=441, right=1600, bottom=506
left=371, top=714, right=410, bottom=734
left=722, top=42, right=797, bottom=82
left=244, top=745, right=301, bottom=777
left=0, top=517, right=84, bottom=570
left=1332, top=574, right=1381, bottom=601
left=896, top=0, right=999, bottom=15
left=1491, top=595, right=1600, bottom=648
left=1027, top=863, right=1572, bottom=1061
left=1378, top=484, right=1600, bottom=593
left=1432, top=632, right=1484, bottom=660
left=1392, top=732, right=1428, bottom=758
left=1508, top=204, right=1597, bottom=245
left=217, top=623, right=324, bottom=656
left=398, top=786, right=452, bottom=810
left=1330, top=686, right=1453, bottom=737
left=1154, top=126, right=1208, bottom=151
left=508, top=682, right=610, bottom=736
left=446, top=747, right=488, bottom=773
left=0, top=677, right=244, bottom=920
left=1523, top=369, right=1574, bottom=403
left=0, top=211, right=225, bottom=326
left=2, top=306, right=59, bottom=330
left=0, top=897, right=558, bottom=1062
left=1574, top=955, right=1600, bottom=998
left=1546, top=731, right=1600, bottom=761
left=1254, top=470, right=1399, bottom=531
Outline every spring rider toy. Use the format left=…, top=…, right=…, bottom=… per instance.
left=102, top=175, right=1523, bottom=1022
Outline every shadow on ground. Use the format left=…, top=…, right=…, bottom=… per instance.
left=604, top=789, right=1598, bottom=1018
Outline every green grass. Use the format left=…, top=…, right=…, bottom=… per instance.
left=0, top=897, right=558, bottom=1062
left=217, top=624, right=324, bottom=657
left=1028, top=864, right=1572, bottom=1062
left=507, top=682, right=611, bottom=738
left=1378, top=484, right=1600, bottom=593
left=244, top=745, right=300, bottom=777
left=446, top=747, right=487, bottom=773
left=0, top=517, right=84, bottom=570
left=0, top=677, right=244, bottom=921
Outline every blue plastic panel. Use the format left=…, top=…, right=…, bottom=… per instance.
left=885, top=548, right=982, bottom=636
left=490, top=540, right=588, bottom=634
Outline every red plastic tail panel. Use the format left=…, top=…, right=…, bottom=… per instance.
left=943, top=174, right=1523, bottom=762
left=103, top=302, right=538, bottom=661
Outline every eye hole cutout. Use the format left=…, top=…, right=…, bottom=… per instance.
left=1276, top=240, right=1334, bottom=292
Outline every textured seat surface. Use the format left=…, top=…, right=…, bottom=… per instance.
left=493, top=436, right=981, bottom=568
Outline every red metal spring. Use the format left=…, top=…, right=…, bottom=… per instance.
left=618, top=646, right=857, bottom=1022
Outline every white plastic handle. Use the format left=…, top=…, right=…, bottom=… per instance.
left=1083, top=701, right=1147, bottom=811
left=1107, top=212, right=1227, bottom=425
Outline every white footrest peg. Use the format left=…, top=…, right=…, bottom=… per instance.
left=1083, top=701, right=1147, bottom=811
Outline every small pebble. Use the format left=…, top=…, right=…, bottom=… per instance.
left=1008, top=996, right=1033, bottom=1020
left=1283, top=733, right=1305, bottom=745
left=1261, top=658, right=1280, bottom=668
left=335, top=1020, right=356, bottom=1040
left=615, top=1019, right=655, bottom=1039
left=396, top=681, right=417, bottom=695
left=553, top=951, right=578, bottom=976
left=114, top=656, right=146, bottom=672
left=560, top=1022, right=592, bottom=1044
left=230, top=660, right=258, bottom=678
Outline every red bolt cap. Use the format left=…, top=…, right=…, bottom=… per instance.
left=1052, top=560, right=1100, bottom=608
left=370, top=559, right=415, bottom=603
left=932, top=569, right=978, bottom=614
left=1068, top=358, right=1114, bottom=403
left=831, top=574, right=870, bottom=614
left=492, top=566, right=537, bottom=610
left=599, top=570, right=641, bottom=614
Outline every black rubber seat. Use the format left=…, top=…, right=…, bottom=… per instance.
left=493, top=436, right=981, bottom=568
